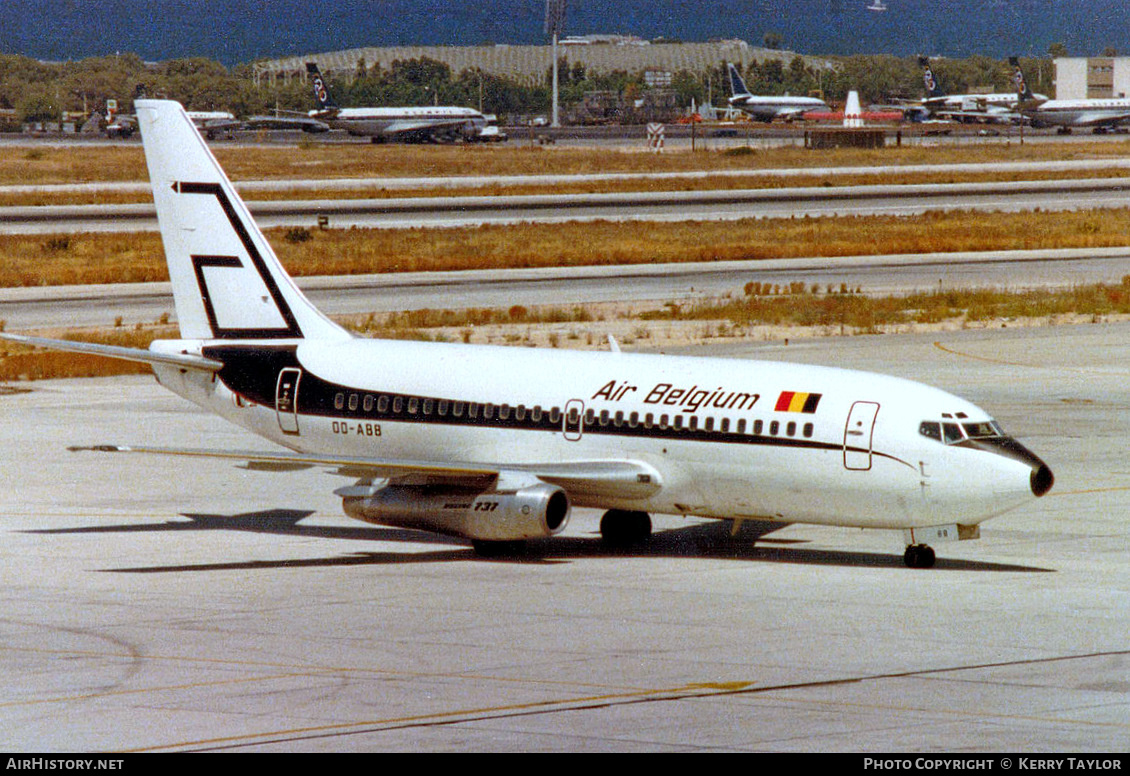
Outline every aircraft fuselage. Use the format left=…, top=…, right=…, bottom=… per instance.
left=151, top=336, right=1050, bottom=533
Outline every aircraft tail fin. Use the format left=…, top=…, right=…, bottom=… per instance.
left=726, top=62, right=752, bottom=99
left=306, top=62, right=338, bottom=111
left=1009, top=57, right=1038, bottom=103
left=919, top=56, right=945, bottom=99
left=136, top=99, right=350, bottom=343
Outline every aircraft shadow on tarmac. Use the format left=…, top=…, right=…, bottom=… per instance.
left=21, top=507, right=1052, bottom=574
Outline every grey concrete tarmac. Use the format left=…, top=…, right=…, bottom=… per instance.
left=1, top=322, right=1128, bottom=752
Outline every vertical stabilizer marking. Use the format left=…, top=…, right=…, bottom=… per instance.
left=176, top=181, right=302, bottom=339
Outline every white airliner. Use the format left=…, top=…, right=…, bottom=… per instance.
left=300, top=62, right=490, bottom=143
left=916, top=56, right=1042, bottom=124
left=1, top=100, right=1054, bottom=568
left=726, top=63, right=829, bottom=122
left=1011, top=57, right=1130, bottom=133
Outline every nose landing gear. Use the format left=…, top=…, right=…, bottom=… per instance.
left=904, top=543, right=936, bottom=568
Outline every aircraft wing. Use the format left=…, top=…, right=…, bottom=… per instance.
left=773, top=108, right=810, bottom=120
left=69, top=445, right=663, bottom=501
left=245, top=115, right=331, bottom=133
left=932, top=109, right=1019, bottom=124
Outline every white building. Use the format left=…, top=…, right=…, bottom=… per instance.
left=1055, top=57, right=1130, bottom=100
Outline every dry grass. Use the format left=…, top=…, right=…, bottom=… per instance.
left=653, top=278, right=1130, bottom=331
left=5, top=166, right=1130, bottom=208
left=3, top=208, right=1130, bottom=288
left=6, top=138, right=1130, bottom=189
left=7, top=280, right=1130, bottom=381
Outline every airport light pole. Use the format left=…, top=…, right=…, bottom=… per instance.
left=546, top=0, right=566, bottom=128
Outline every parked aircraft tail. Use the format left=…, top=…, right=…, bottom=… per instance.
left=919, top=56, right=945, bottom=99
left=1009, top=57, right=1039, bottom=104
left=726, top=62, right=752, bottom=99
left=135, top=99, right=349, bottom=343
left=306, top=62, right=339, bottom=112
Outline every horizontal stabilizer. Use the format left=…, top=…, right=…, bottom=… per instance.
left=0, top=333, right=222, bottom=372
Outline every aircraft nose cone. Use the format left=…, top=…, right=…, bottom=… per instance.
left=1030, top=463, right=1054, bottom=497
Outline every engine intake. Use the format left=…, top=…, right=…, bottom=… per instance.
left=341, top=481, right=570, bottom=542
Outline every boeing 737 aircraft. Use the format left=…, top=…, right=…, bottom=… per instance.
left=726, top=63, right=829, bottom=122
left=1, top=100, right=1054, bottom=568
left=299, top=62, right=490, bottom=143
left=1011, top=57, right=1130, bottom=133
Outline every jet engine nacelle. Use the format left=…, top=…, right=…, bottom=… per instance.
left=341, top=482, right=570, bottom=542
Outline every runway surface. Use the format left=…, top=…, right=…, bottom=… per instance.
left=2, top=322, right=1128, bottom=752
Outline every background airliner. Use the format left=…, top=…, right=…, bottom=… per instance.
left=725, top=63, right=829, bottom=122
left=298, top=62, right=491, bottom=143
left=1011, top=57, right=1130, bottom=133
left=1, top=100, right=1053, bottom=568
left=915, top=56, right=1041, bottom=124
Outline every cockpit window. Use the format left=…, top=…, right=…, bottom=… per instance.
left=921, top=417, right=1007, bottom=444
left=919, top=421, right=942, bottom=442
left=962, top=421, right=1003, bottom=439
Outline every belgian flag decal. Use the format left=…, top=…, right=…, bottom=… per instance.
left=775, top=391, right=822, bottom=414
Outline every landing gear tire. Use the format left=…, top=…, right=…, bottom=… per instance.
left=904, top=544, right=936, bottom=569
left=600, top=510, right=652, bottom=548
left=471, top=539, right=526, bottom=557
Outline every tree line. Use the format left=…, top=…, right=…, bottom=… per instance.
left=0, top=50, right=1059, bottom=125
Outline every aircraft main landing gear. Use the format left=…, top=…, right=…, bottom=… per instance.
left=600, top=510, right=652, bottom=548
left=903, top=543, right=936, bottom=569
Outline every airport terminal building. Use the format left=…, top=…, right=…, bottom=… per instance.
left=251, top=38, right=821, bottom=86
